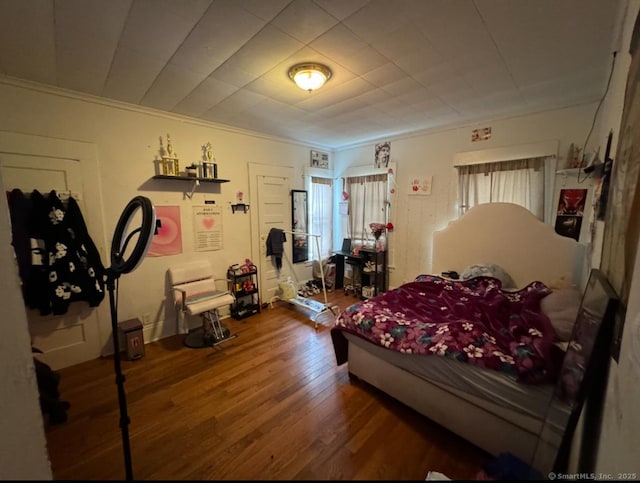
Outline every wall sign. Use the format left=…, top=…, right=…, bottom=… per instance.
left=193, top=205, right=222, bottom=251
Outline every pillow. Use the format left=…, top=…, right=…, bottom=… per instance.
left=460, top=263, right=515, bottom=288
left=540, top=286, right=582, bottom=341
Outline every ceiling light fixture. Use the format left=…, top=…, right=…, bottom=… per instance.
left=288, top=63, right=332, bottom=92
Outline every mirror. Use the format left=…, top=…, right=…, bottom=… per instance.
left=291, top=190, right=308, bottom=263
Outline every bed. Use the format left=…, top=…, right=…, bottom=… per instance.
left=330, top=203, right=586, bottom=470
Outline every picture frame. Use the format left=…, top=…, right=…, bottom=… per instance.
left=375, top=141, right=391, bottom=168
left=310, top=150, right=329, bottom=168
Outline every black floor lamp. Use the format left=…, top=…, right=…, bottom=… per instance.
left=105, top=196, right=157, bottom=481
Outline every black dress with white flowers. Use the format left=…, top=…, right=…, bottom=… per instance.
left=25, top=190, right=106, bottom=315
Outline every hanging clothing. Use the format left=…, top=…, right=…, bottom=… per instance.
left=8, top=189, right=106, bottom=315
left=6, top=189, right=33, bottom=302
left=266, top=228, right=286, bottom=270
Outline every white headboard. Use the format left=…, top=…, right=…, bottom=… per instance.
left=432, top=203, right=584, bottom=288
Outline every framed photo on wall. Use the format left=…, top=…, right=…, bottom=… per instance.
left=375, top=141, right=391, bottom=168
left=310, top=150, right=329, bottom=168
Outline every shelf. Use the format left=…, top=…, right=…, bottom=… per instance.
left=228, top=266, right=260, bottom=320
left=152, top=174, right=230, bottom=198
left=153, top=175, right=230, bottom=183
left=227, top=270, right=257, bottom=278
left=231, top=203, right=250, bottom=213
left=231, top=302, right=260, bottom=320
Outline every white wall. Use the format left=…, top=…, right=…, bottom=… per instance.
left=593, top=0, right=640, bottom=476
left=0, top=80, right=316, bottom=358
left=0, top=179, right=52, bottom=479
left=334, top=102, right=601, bottom=289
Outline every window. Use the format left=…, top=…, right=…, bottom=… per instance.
left=457, top=156, right=548, bottom=219
left=307, top=176, right=333, bottom=260
left=346, top=173, right=388, bottom=243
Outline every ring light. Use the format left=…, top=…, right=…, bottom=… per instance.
left=106, top=195, right=156, bottom=481
left=110, top=196, right=156, bottom=275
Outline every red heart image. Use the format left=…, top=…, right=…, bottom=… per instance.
left=202, top=218, right=215, bottom=229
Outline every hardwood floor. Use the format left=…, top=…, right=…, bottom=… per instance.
left=43, top=290, right=490, bottom=480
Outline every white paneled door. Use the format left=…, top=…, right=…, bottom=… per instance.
left=0, top=132, right=108, bottom=370
left=248, top=163, right=293, bottom=305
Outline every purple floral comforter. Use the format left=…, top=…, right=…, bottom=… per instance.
left=331, top=275, right=560, bottom=384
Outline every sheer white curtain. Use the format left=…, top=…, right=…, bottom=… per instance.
left=346, top=173, right=388, bottom=244
left=309, top=176, right=333, bottom=260
left=457, top=156, right=547, bottom=219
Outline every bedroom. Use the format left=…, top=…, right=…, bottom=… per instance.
left=1, top=0, right=639, bottom=479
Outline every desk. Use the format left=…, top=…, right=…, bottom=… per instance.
left=334, top=248, right=388, bottom=297
left=333, top=250, right=362, bottom=290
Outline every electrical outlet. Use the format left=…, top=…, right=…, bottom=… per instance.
left=141, top=313, right=151, bottom=325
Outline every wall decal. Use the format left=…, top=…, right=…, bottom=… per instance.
left=148, top=206, right=182, bottom=256
left=409, top=175, right=433, bottom=195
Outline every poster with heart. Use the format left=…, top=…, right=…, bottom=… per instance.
left=148, top=205, right=183, bottom=257
left=193, top=205, right=222, bottom=251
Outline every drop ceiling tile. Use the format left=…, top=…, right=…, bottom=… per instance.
left=395, top=88, right=441, bottom=108
left=239, top=0, right=293, bottom=22
left=342, top=0, right=410, bottom=45
left=102, top=47, right=167, bottom=103
left=170, top=4, right=266, bottom=74
left=0, top=0, right=56, bottom=83
left=392, top=47, right=446, bottom=80
left=56, top=48, right=113, bottom=96
left=209, top=62, right=257, bottom=87
left=380, top=77, right=425, bottom=97
left=243, top=75, right=308, bottom=104
left=271, top=0, right=339, bottom=43
left=54, top=1, right=129, bottom=95
left=296, top=77, right=372, bottom=110
left=354, top=87, right=394, bottom=105
left=369, top=24, right=431, bottom=61
left=117, top=0, right=211, bottom=61
left=172, top=77, right=238, bottom=117
left=462, top=64, right=517, bottom=96
left=310, top=23, right=368, bottom=59
left=226, top=25, right=303, bottom=77
left=338, top=45, right=388, bottom=76
left=428, top=75, right=474, bottom=99
left=519, top=67, right=604, bottom=108
left=214, top=89, right=267, bottom=112
left=477, top=0, right=622, bottom=87
left=314, top=0, right=369, bottom=21
left=412, top=63, right=460, bottom=91
left=316, top=97, right=367, bottom=117
left=140, top=63, right=210, bottom=111
left=362, top=63, right=408, bottom=88
left=55, top=0, right=131, bottom=41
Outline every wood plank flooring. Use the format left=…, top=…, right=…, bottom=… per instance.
left=43, top=290, right=490, bottom=480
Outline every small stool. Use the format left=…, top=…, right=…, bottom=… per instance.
left=119, top=318, right=145, bottom=360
